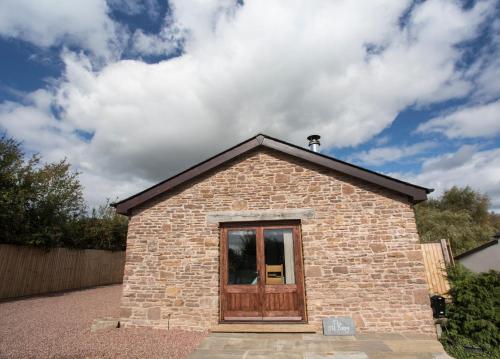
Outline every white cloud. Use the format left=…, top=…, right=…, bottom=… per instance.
left=130, top=15, right=183, bottom=56
left=0, top=0, right=127, bottom=61
left=169, top=0, right=239, bottom=47
left=108, top=0, right=160, bottom=19
left=394, top=145, right=500, bottom=211
left=0, top=87, right=153, bottom=208
left=0, top=0, right=497, bottom=207
left=352, top=142, right=437, bottom=166
left=464, top=17, right=500, bottom=102
left=417, top=100, right=500, bottom=138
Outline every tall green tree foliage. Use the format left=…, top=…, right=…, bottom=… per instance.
left=490, top=212, right=500, bottom=232
left=0, top=134, right=127, bottom=250
left=0, top=136, right=32, bottom=242
left=27, top=159, right=86, bottom=247
left=415, top=186, right=496, bottom=255
left=439, top=187, right=491, bottom=225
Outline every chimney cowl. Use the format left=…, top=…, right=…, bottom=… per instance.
left=307, top=134, right=321, bottom=152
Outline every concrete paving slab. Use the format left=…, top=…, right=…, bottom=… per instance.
left=305, top=352, right=368, bottom=359
left=368, top=352, right=446, bottom=359
left=272, top=339, right=330, bottom=351
left=356, top=333, right=406, bottom=341
left=187, top=349, right=246, bottom=359
left=383, top=340, right=444, bottom=353
left=402, top=333, right=439, bottom=340
left=245, top=350, right=305, bottom=359
left=224, top=339, right=276, bottom=351
left=189, top=332, right=449, bottom=359
left=332, top=353, right=369, bottom=359
left=301, top=340, right=390, bottom=353
left=303, top=334, right=357, bottom=341
left=366, top=354, right=422, bottom=359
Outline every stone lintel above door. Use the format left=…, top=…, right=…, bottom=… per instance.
left=206, top=208, right=315, bottom=223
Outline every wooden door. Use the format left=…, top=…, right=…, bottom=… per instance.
left=220, top=222, right=306, bottom=322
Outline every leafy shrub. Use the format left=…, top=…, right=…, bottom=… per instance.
left=71, top=201, right=128, bottom=251
left=441, top=265, right=500, bottom=359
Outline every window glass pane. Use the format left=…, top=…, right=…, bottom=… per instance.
left=264, top=228, right=295, bottom=284
left=228, top=230, right=257, bottom=285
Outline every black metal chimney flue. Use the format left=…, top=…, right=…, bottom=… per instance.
left=307, top=135, right=321, bottom=152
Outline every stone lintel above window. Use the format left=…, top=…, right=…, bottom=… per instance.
left=206, top=208, right=315, bottom=223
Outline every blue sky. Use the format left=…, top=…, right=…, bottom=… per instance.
left=0, top=0, right=499, bottom=210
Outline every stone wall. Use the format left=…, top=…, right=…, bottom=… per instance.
left=120, top=148, right=435, bottom=333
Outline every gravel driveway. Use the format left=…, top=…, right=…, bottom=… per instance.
left=0, top=285, right=206, bottom=359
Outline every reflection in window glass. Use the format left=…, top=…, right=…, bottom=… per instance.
left=264, top=229, right=295, bottom=284
left=228, top=230, right=257, bottom=285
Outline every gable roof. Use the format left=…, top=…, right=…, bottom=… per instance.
left=112, top=133, right=433, bottom=215
left=454, top=238, right=499, bottom=260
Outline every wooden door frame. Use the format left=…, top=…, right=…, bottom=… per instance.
left=219, top=220, right=307, bottom=323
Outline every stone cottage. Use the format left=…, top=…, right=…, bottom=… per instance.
left=113, top=134, right=436, bottom=334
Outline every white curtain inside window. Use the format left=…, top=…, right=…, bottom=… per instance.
left=283, top=230, right=295, bottom=284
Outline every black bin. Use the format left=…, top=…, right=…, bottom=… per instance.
left=430, top=295, right=446, bottom=318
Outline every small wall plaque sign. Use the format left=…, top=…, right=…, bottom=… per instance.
left=322, top=317, right=356, bottom=336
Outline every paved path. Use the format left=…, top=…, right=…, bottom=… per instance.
left=188, top=332, right=451, bottom=359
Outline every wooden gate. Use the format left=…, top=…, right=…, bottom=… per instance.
left=421, top=239, right=453, bottom=297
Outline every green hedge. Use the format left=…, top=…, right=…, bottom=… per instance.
left=441, top=265, right=500, bottom=358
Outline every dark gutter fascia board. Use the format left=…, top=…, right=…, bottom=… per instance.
left=260, top=134, right=433, bottom=193
left=114, top=136, right=261, bottom=214
left=114, top=133, right=432, bottom=215
left=454, top=239, right=499, bottom=260
left=261, top=136, right=429, bottom=201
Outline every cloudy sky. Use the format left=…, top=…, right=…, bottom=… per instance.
left=0, top=0, right=499, bottom=210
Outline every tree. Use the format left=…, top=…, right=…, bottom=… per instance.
left=415, top=186, right=496, bottom=255
left=0, top=134, right=127, bottom=250
left=439, top=186, right=491, bottom=225
left=0, top=135, right=40, bottom=244
left=489, top=212, right=500, bottom=233
left=26, top=159, right=86, bottom=247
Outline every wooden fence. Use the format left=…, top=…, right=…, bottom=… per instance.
left=0, top=244, right=125, bottom=300
left=421, top=239, right=453, bottom=297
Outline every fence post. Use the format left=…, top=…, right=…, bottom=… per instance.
left=439, top=238, right=453, bottom=266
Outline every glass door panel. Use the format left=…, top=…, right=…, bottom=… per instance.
left=221, top=223, right=305, bottom=322
left=264, top=228, right=295, bottom=285
left=227, top=230, right=257, bottom=285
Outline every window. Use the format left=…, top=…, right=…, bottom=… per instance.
left=225, top=224, right=297, bottom=286
left=227, top=230, right=257, bottom=285
left=264, top=228, right=295, bottom=284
